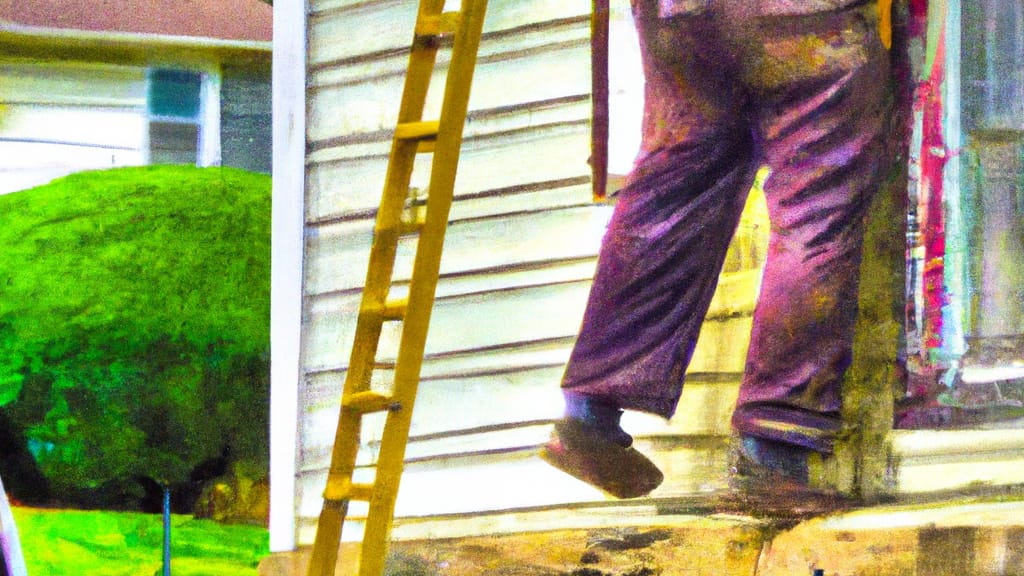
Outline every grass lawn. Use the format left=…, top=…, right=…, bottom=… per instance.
left=12, top=507, right=269, bottom=575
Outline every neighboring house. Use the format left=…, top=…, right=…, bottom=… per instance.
left=263, top=0, right=1024, bottom=565
left=0, top=0, right=272, bottom=195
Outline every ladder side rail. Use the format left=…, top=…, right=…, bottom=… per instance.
left=305, top=2, right=449, bottom=575
left=345, top=0, right=449, bottom=404
left=348, top=0, right=449, bottom=396
left=356, top=1, right=490, bottom=575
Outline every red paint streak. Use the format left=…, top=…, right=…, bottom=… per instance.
left=916, top=7, right=948, bottom=353
left=909, top=0, right=930, bottom=36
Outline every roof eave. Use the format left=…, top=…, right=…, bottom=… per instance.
left=0, top=20, right=272, bottom=58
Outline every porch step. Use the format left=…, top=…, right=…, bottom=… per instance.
left=261, top=498, right=1024, bottom=576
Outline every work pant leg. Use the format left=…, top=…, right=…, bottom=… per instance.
left=562, top=1, right=759, bottom=417
left=731, top=4, right=895, bottom=452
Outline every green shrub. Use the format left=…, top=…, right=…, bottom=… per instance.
left=0, top=166, right=270, bottom=507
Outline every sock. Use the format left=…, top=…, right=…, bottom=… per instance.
left=563, top=392, right=633, bottom=448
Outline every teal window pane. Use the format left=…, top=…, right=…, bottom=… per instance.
left=148, top=69, right=202, bottom=119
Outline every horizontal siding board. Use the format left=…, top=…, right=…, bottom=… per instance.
left=308, top=0, right=588, bottom=67
left=299, top=370, right=740, bottom=471
left=1, top=104, right=146, bottom=149
left=306, top=121, right=591, bottom=221
left=298, top=367, right=565, bottom=470
left=308, top=0, right=417, bottom=66
left=304, top=204, right=609, bottom=296
left=301, top=265, right=759, bottom=375
left=688, top=315, right=753, bottom=374
left=304, top=192, right=763, bottom=300
left=307, top=27, right=590, bottom=141
left=305, top=336, right=576, bottom=383
left=294, top=437, right=731, bottom=542
left=303, top=280, right=594, bottom=369
left=306, top=97, right=591, bottom=175
left=306, top=98, right=591, bottom=171
left=892, top=430, right=1024, bottom=494
left=309, top=24, right=589, bottom=98
left=0, top=60, right=146, bottom=107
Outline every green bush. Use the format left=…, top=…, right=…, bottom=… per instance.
left=0, top=166, right=270, bottom=507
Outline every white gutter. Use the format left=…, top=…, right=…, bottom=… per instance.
left=0, top=20, right=271, bottom=53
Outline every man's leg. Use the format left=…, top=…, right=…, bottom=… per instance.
left=561, top=2, right=759, bottom=419
left=732, top=5, right=895, bottom=460
left=543, top=1, right=761, bottom=498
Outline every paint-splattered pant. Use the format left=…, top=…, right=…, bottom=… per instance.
left=561, top=0, right=894, bottom=453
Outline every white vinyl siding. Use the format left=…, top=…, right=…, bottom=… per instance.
left=0, top=60, right=147, bottom=194
left=268, top=0, right=1024, bottom=553
left=290, top=0, right=770, bottom=546
left=0, top=59, right=224, bottom=194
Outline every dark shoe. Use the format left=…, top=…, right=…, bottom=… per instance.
left=719, top=435, right=851, bottom=517
left=734, top=435, right=812, bottom=484
left=540, top=418, right=664, bottom=499
left=562, top=392, right=633, bottom=448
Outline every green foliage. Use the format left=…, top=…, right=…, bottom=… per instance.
left=12, top=506, right=269, bottom=575
left=0, top=166, right=270, bottom=501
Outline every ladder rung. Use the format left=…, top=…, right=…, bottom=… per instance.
left=343, top=391, right=401, bottom=414
left=381, top=299, right=407, bottom=320
left=323, top=478, right=374, bottom=502
left=385, top=297, right=407, bottom=319
left=416, top=139, right=436, bottom=154
left=360, top=299, right=408, bottom=323
left=416, top=11, right=460, bottom=38
left=400, top=213, right=427, bottom=235
left=400, top=221, right=425, bottom=236
left=395, top=120, right=439, bottom=142
left=377, top=221, right=423, bottom=236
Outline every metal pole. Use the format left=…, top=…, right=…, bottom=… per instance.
left=163, top=487, right=171, bottom=576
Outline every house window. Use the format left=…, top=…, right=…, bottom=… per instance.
left=147, top=69, right=203, bottom=165
left=963, top=0, right=1024, bottom=131
left=958, top=0, right=1024, bottom=376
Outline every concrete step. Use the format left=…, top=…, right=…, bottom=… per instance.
left=261, top=497, right=1024, bottom=576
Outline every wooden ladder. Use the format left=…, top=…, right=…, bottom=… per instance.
left=304, top=1, right=488, bottom=575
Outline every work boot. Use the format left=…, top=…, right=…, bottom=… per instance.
left=562, top=393, right=634, bottom=448
left=735, top=435, right=813, bottom=484
left=721, top=435, right=851, bottom=516
left=540, top=394, right=663, bottom=499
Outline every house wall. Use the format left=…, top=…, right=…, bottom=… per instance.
left=222, top=63, right=273, bottom=174
left=279, top=0, right=1024, bottom=556
left=0, top=59, right=148, bottom=194
left=292, top=0, right=769, bottom=547
left=0, top=51, right=272, bottom=196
